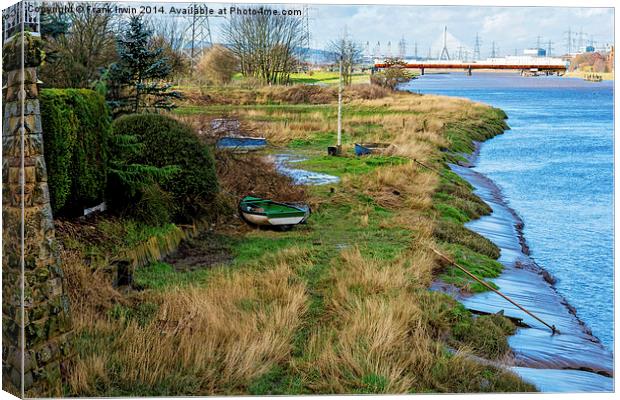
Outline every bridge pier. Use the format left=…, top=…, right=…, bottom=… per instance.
left=467, top=65, right=472, bottom=76
left=420, top=67, right=424, bottom=75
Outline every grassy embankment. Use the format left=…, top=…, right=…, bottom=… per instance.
left=289, top=71, right=371, bottom=85
left=63, top=79, right=534, bottom=395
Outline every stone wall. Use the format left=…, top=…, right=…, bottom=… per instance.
left=2, top=32, right=73, bottom=397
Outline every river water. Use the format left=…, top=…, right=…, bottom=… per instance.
left=402, top=73, right=614, bottom=390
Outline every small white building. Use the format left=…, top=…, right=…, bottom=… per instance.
left=523, top=48, right=547, bottom=57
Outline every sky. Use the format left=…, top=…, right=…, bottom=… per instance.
left=194, top=3, right=614, bottom=57
left=25, top=1, right=615, bottom=58
left=303, top=5, right=614, bottom=57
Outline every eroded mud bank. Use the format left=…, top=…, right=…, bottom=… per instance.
left=439, top=152, right=613, bottom=392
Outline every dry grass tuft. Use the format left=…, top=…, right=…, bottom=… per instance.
left=263, top=84, right=337, bottom=104
left=67, top=248, right=311, bottom=396
left=344, top=84, right=390, bottom=100
left=61, top=249, right=127, bottom=327
left=295, top=246, right=525, bottom=393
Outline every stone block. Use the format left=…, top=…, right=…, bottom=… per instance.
left=4, top=83, right=39, bottom=103
left=6, top=347, right=37, bottom=372
left=5, top=115, right=42, bottom=137
left=36, top=344, right=53, bottom=364
left=5, top=68, right=39, bottom=86
left=32, top=181, right=51, bottom=205
left=25, top=317, right=50, bottom=348
left=3, top=99, right=40, bottom=119
left=34, top=156, right=47, bottom=182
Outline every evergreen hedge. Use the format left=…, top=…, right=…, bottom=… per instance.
left=40, top=89, right=110, bottom=215
left=109, top=114, right=218, bottom=222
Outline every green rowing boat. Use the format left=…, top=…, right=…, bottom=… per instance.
left=239, top=196, right=310, bottom=230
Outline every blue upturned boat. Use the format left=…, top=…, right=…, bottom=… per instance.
left=217, top=136, right=267, bottom=151
left=355, top=142, right=390, bottom=156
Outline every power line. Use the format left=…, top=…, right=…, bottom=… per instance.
left=302, top=4, right=311, bottom=52
left=182, top=3, right=213, bottom=66
left=547, top=40, right=553, bottom=56
left=474, top=32, right=482, bottom=60
left=490, top=41, right=497, bottom=58
left=565, top=27, right=573, bottom=53
left=578, top=27, right=585, bottom=51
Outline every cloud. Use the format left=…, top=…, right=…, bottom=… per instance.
left=200, top=3, right=612, bottom=56
left=307, top=5, right=613, bottom=56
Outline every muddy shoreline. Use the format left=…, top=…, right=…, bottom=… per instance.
left=436, top=140, right=614, bottom=392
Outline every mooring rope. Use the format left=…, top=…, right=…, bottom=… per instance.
left=431, top=247, right=559, bottom=335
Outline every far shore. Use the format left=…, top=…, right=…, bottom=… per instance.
left=564, top=70, right=614, bottom=81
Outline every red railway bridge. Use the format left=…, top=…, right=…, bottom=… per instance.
left=374, top=61, right=567, bottom=76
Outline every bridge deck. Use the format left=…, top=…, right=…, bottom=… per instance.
left=374, top=63, right=566, bottom=71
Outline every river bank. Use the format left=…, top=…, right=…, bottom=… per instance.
left=406, top=72, right=614, bottom=391
left=444, top=144, right=613, bottom=391
left=404, top=72, right=614, bottom=351
left=564, top=70, right=614, bottom=81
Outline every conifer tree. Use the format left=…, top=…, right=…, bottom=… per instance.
left=107, top=16, right=181, bottom=116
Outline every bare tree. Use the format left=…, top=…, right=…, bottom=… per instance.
left=148, top=18, right=190, bottom=79
left=39, top=2, right=118, bottom=88
left=328, top=35, right=362, bottom=86
left=222, top=9, right=305, bottom=85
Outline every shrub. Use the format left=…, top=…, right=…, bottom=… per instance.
left=264, top=84, right=336, bottom=104
left=370, top=67, right=414, bottom=90
left=196, top=45, right=239, bottom=85
left=127, top=184, right=174, bottom=226
left=40, top=89, right=110, bottom=215
left=109, top=114, right=218, bottom=222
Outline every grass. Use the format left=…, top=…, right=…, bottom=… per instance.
left=289, top=71, right=371, bottom=85
left=450, top=303, right=517, bottom=359
left=133, top=262, right=212, bottom=290
left=296, top=155, right=409, bottom=177
left=438, top=244, right=503, bottom=293
left=62, top=82, right=535, bottom=396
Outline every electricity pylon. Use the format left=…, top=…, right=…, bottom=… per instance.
left=182, top=3, right=213, bottom=66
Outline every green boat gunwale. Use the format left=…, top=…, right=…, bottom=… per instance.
left=239, top=196, right=309, bottom=218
